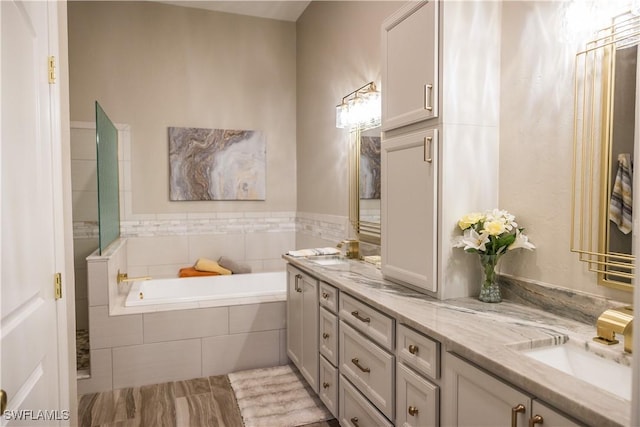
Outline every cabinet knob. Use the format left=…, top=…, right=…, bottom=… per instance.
left=322, top=292, right=329, bottom=299
left=511, top=404, right=526, bottom=427
left=322, top=382, right=330, bottom=389
left=528, top=415, right=544, bottom=427
left=350, top=417, right=360, bottom=427
left=0, top=389, right=6, bottom=413
left=408, top=405, right=419, bottom=416
left=322, top=332, right=330, bottom=339
left=408, top=344, right=419, bottom=355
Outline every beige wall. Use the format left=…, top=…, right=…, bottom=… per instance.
left=499, top=1, right=632, bottom=303
left=295, top=1, right=399, bottom=216
left=68, top=1, right=297, bottom=214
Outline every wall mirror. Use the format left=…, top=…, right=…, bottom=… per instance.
left=572, top=10, right=639, bottom=291
left=349, top=123, right=381, bottom=244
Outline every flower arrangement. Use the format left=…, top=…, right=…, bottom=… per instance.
left=453, top=209, right=535, bottom=302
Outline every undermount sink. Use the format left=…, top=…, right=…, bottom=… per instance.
left=307, top=255, right=349, bottom=266
left=521, top=341, right=631, bottom=400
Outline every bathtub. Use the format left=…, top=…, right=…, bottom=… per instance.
left=125, top=271, right=286, bottom=307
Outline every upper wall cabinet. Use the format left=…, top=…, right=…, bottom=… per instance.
left=380, top=0, right=501, bottom=299
left=382, top=1, right=439, bottom=131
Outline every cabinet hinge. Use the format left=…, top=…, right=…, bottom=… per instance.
left=54, top=273, right=62, bottom=300
left=48, top=56, right=56, bottom=84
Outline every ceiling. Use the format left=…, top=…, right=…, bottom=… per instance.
left=157, top=1, right=312, bottom=22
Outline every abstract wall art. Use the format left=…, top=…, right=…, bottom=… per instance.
left=169, top=127, right=266, bottom=201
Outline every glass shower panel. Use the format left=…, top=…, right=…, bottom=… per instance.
left=96, top=101, right=120, bottom=254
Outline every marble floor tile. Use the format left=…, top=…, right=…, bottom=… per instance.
left=175, top=377, right=211, bottom=398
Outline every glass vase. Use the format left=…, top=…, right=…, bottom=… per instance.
left=478, top=254, right=502, bottom=303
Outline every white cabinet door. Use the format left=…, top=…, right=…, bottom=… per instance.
left=286, top=265, right=303, bottom=367
left=444, top=353, right=530, bottom=427
left=301, top=272, right=319, bottom=391
left=286, top=265, right=319, bottom=392
left=382, top=127, right=438, bottom=293
left=382, top=0, right=439, bottom=130
left=396, top=363, right=439, bottom=427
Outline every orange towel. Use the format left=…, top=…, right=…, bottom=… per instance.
left=178, top=267, right=220, bottom=278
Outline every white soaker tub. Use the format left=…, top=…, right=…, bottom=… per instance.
left=125, top=271, right=286, bottom=307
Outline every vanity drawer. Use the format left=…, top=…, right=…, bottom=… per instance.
left=397, top=324, right=440, bottom=380
left=396, top=362, right=439, bottom=427
left=339, top=320, right=394, bottom=420
left=339, top=375, right=393, bottom=427
left=319, top=356, right=339, bottom=418
left=320, top=307, right=338, bottom=365
left=339, top=293, right=395, bottom=351
left=319, top=282, right=339, bottom=313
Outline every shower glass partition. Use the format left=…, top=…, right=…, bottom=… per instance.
left=96, top=101, right=120, bottom=254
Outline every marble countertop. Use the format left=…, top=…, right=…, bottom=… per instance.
left=283, top=255, right=632, bottom=427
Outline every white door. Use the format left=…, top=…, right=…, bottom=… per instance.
left=1, top=1, right=66, bottom=424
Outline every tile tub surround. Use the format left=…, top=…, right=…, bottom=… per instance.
left=284, top=255, right=632, bottom=427
left=79, top=239, right=287, bottom=394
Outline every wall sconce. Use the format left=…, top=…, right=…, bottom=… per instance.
left=336, top=82, right=381, bottom=129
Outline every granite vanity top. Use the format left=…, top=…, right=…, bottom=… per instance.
left=283, top=255, right=632, bottom=427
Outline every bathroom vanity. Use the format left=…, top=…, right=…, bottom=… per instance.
left=284, top=255, right=630, bottom=427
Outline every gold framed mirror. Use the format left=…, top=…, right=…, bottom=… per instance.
left=571, top=10, right=639, bottom=291
left=349, top=122, right=381, bottom=244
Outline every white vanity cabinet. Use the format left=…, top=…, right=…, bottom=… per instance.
left=382, top=0, right=439, bottom=130
left=444, top=353, right=582, bottom=427
left=318, top=282, right=340, bottom=418
left=396, top=324, right=440, bottom=427
left=286, top=264, right=319, bottom=392
left=380, top=0, right=501, bottom=299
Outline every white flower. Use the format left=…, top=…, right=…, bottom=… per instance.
left=483, top=220, right=506, bottom=236
left=454, top=228, right=490, bottom=252
left=507, top=229, right=536, bottom=251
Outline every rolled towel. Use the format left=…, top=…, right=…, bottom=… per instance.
left=194, top=258, right=232, bottom=275
left=179, top=267, right=220, bottom=278
left=218, top=256, right=252, bottom=274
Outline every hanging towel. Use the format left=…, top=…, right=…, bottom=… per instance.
left=609, top=153, right=633, bottom=234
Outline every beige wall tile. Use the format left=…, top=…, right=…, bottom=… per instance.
left=77, top=349, right=113, bottom=394
left=143, top=307, right=229, bottom=343
left=127, top=236, right=190, bottom=267
left=112, top=339, right=201, bottom=389
left=187, top=234, right=246, bottom=263
left=87, top=260, right=108, bottom=306
left=245, top=232, right=294, bottom=261
left=229, top=302, right=285, bottom=334
left=202, top=330, right=280, bottom=376
left=89, top=305, right=143, bottom=349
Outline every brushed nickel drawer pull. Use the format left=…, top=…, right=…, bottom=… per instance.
left=511, top=404, right=525, bottom=427
left=351, top=310, right=370, bottom=323
left=322, top=332, right=330, bottom=339
left=294, top=274, right=302, bottom=293
left=408, top=344, right=419, bottom=355
left=424, top=84, right=433, bottom=111
left=322, top=382, right=330, bottom=389
left=322, top=291, right=329, bottom=299
left=424, top=137, right=432, bottom=163
left=350, top=417, right=360, bottom=427
left=351, top=358, right=371, bottom=373
left=408, top=405, right=419, bottom=416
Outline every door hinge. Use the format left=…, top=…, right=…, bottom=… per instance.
left=48, top=56, right=56, bottom=84
left=54, top=273, right=62, bottom=300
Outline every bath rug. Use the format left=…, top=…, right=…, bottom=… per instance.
left=228, top=364, right=332, bottom=427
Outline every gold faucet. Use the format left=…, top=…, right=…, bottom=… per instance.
left=117, top=269, right=152, bottom=284
left=337, top=239, right=360, bottom=259
left=593, top=306, right=633, bottom=353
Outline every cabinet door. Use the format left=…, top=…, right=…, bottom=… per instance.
left=382, top=0, right=439, bottom=130
left=530, top=401, right=582, bottom=427
left=300, top=272, right=319, bottom=392
left=444, top=353, right=530, bottom=427
left=396, top=363, right=439, bottom=427
left=286, top=265, right=303, bottom=367
left=382, top=128, right=438, bottom=292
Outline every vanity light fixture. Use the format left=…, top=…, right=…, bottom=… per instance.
left=336, top=81, right=381, bottom=129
